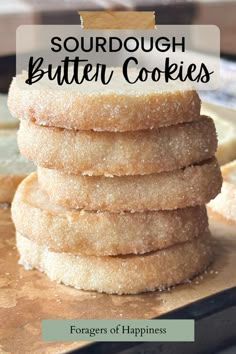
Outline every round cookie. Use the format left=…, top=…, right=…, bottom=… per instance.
left=208, top=160, right=236, bottom=223
left=201, top=103, right=236, bottom=165
left=16, top=232, right=212, bottom=295
left=38, top=158, right=222, bottom=212
left=8, top=72, right=200, bottom=132
left=12, top=173, right=209, bottom=256
left=18, top=116, right=217, bottom=176
left=0, top=130, right=35, bottom=203
left=0, top=94, right=19, bottom=129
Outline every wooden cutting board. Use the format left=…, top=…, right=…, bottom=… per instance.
left=0, top=206, right=236, bottom=353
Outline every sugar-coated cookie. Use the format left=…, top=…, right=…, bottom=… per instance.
left=16, top=232, right=212, bottom=295
left=18, top=117, right=217, bottom=176
left=12, top=173, right=209, bottom=256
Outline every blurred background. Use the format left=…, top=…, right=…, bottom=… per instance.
left=0, top=0, right=236, bottom=109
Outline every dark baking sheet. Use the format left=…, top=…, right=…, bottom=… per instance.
left=70, top=286, right=236, bottom=354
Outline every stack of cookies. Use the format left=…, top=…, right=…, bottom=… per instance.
left=8, top=72, right=222, bottom=294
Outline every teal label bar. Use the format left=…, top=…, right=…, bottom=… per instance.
left=42, top=319, right=194, bottom=342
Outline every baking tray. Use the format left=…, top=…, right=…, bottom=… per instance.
left=69, top=286, right=236, bottom=354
